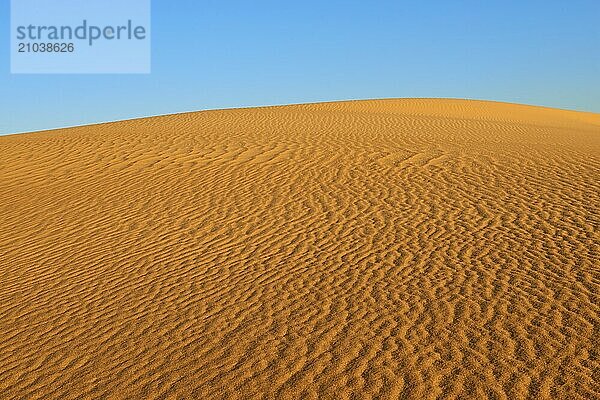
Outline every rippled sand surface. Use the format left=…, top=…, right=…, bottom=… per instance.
left=1, top=99, right=599, bottom=399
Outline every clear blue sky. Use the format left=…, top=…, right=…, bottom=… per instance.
left=1, top=0, right=599, bottom=134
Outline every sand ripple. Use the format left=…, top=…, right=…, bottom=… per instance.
left=0, top=99, right=599, bottom=399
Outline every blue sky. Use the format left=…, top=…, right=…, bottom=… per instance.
left=1, top=0, right=599, bottom=134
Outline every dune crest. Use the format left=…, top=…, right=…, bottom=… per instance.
left=1, top=99, right=598, bottom=399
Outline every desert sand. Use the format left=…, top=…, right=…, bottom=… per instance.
left=0, top=99, right=598, bottom=399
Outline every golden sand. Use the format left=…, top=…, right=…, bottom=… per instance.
left=1, top=99, right=598, bottom=399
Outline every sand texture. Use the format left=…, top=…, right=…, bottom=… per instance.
left=1, top=99, right=599, bottom=399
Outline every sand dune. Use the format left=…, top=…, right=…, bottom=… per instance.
left=0, top=99, right=599, bottom=399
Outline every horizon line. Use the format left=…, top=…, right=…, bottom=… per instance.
left=2, top=96, right=599, bottom=137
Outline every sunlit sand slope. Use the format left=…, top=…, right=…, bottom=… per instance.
left=1, top=99, right=599, bottom=399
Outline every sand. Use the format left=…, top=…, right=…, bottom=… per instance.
left=0, top=99, right=598, bottom=399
